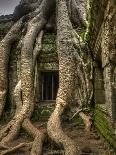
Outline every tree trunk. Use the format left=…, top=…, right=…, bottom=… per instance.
left=47, top=0, right=79, bottom=154
left=0, top=20, right=23, bottom=118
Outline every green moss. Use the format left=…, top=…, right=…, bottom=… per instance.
left=42, top=43, right=56, bottom=54
left=85, top=0, right=104, bottom=42
left=85, top=0, right=96, bottom=42
left=94, top=106, right=116, bottom=149
left=41, top=33, right=56, bottom=54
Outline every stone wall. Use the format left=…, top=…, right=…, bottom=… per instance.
left=89, top=0, right=116, bottom=121
left=88, top=0, right=116, bottom=148
left=94, top=106, right=116, bottom=149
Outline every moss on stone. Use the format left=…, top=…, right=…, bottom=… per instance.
left=41, top=33, right=56, bottom=55
left=85, top=0, right=97, bottom=42
left=85, top=0, right=107, bottom=44
left=94, top=106, right=116, bottom=149
left=42, top=43, right=56, bottom=54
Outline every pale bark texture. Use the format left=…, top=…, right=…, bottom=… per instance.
left=0, top=20, right=23, bottom=117
left=47, top=0, right=82, bottom=154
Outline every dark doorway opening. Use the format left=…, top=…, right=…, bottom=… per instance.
left=41, top=71, right=59, bottom=101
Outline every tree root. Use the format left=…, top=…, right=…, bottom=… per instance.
left=71, top=107, right=92, bottom=132
left=0, top=144, right=9, bottom=149
left=47, top=0, right=81, bottom=154
left=22, top=119, right=45, bottom=155
left=0, top=119, right=22, bottom=144
left=0, top=1, right=94, bottom=155
left=0, top=119, right=45, bottom=155
left=79, top=111, right=92, bottom=132
left=0, top=142, right=32, bottom=155
left=0, top=19, right=24, bottom=118
left=0, top=10, right=46, bottom=152
left=47, top=98, right=79, bottom=155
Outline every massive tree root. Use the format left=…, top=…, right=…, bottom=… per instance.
left=47, top=0, right=79, bottom=154
left=0, top=0, right=93, bottom=154
left=0, top=19, right=24, bottom=117
left=47, top=1, right=93, bottom=154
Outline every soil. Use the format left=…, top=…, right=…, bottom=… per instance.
left=0, top=121, right=115, bottom=155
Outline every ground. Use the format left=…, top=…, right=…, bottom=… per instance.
left=0, top=117, right=115, bottom=155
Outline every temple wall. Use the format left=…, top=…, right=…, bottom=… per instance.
left=88, top=0, right=116, bottom=148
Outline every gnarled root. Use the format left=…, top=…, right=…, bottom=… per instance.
left=0, top=142, right=32, bottom=155
left=22, top=119, right=45, bottom=155
left=47, top=98, right=79, bottom=155
left=0, top=119, right=45, bottom=155
left=47, top=0, right=80, bottom=154
left=0, top=19, right=24, bottom=118
left=0, top=119, right=21, bottom=144
left=71, top=107, right=92, bottom=132
left=79, top=111, right=92, bottom=132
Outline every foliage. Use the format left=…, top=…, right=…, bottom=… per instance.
left=94, top=106, right=116, bottom=150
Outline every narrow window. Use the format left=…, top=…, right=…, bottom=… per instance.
left=41, top=72, right=59, bottom=101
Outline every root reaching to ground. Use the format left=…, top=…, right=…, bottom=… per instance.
left=47, top=0, right=79, bottom=154
left=47, top=1, right=93, bottom=154
left=22, top=119, right=45, bottom=155
left=79, top=111, right=92, bottom=132
left=72, top=107, right=92, bottom=132
left=0, top=0, right=51, bottom=151
left=0, top=118, right=22, bottom=144
left=0, top=19, right=24, bottom=118
left=1, top=142, right=32, bottom=155
left=48, top=98, right=79, bottom=155
left=0, top=17, right=45, bottom=145
left=0, top=119, right=45, bottom=155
